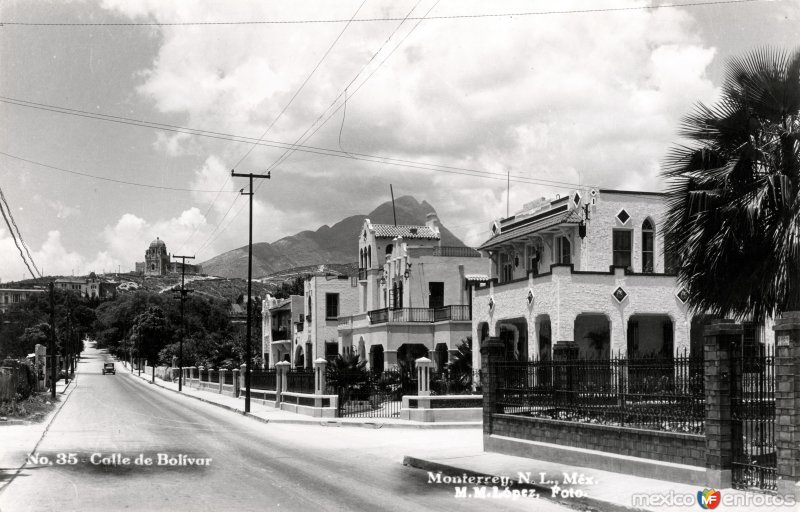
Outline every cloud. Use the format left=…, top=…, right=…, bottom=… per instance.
left=96, top=0, right=720, bottom=251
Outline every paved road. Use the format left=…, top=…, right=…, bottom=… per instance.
left=0, top=347, right=573, bottom=512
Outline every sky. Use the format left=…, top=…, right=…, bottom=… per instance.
left=0, top=0, right=798, bottom=283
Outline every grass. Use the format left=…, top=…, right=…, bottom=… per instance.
left=0, top=392, right=60, bottom=423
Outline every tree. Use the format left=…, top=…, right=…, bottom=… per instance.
left=662, top=48, right=800, bottom=322
left=130, top=306, right=169, bottom=364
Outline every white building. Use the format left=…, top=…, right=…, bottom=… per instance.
left=261, top=294, right=304, bottom=368
left=471, top=189, right=767, bottom=369
left=337, top=215, right=489, bottom=370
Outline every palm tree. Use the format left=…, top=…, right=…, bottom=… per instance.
left=662, top=48, right=800, bottom=322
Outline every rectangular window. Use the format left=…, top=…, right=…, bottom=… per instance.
left=664, top=232, right=678, bottom=274
left=557, top=237, right=571, bottom=265
left=325, top=293, right=339, bottom=320
left=642, top=230, right=654, bottom=273
left=429, top=282, right=444, bottom=309
left=499, top=253, right=513, bottom=282
left=612, top=230, right=632, bottom=269
left=527, top=244, right=539, bottom=275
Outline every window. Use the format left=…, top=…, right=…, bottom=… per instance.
left=307, top=296, right=312, bottom=322
left=664, top=231, right=678, bottom=274
left=325, top=293, right=339, bottom=320
left=557, top=237, right=571, bottom=264
left=613, top=230, right=632, bottom=269
left=527, top=244, right=539, bottom=275
left=642, top=219, right=654, bottom=273
left=499, top=253, right=513, bottom=282
left=429, top=282, right=444, bottom=309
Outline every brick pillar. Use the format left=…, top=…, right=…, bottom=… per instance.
left=314, top=358, right=327, bottom=395
left=480, top=337, right=505, bottom=436
left=218, top=369, right=227, bottom=394
left=772, top=312, right=800, bottom=499
left=704, top=319, right=741, bottom=488
left=276, top=361, right=290, bottom=408
left=232, top=369, right=240, bottom=397
left=416, top=357, right=433, bottom=397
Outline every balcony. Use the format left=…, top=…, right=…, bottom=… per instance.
left=432, top=246, right=481, bottom=257
left=271, top=328, right=289, bottom=341
left=367, top=305, right=471, bottom=325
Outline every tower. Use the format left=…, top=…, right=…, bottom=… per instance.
left=145, top=237, right=170, bottom=276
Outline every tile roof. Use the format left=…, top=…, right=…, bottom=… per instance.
left=465, top=274, right=491, bottom=282
left=478, top=210, right=582, bottom=250
left=371, top=224, right=440, bottom=240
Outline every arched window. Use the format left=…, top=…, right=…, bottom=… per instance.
left=385, top=244, right=393, bottom=257
left=367, top=246, right=372, bottom=268
left=642, top=218, right=654, bottom=273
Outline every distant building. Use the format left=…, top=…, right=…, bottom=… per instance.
left=261, top=294, right=305, bottom=368
left=0, top=288, right=45, bottom=313
left=54, top=272, right=114, bottom=299
left=134, top=237, right=202, bottom=276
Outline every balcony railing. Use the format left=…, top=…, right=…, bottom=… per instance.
left=367, top=305, right=471, bottom=324
left=433, top=305, right=471, bottom=322
left=271, top=328, right=289, bottom=341
left=432, top=246, right=481, bottom=257
left=338, top=316, right=353, bottom=330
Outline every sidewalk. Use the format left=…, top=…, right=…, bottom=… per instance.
left=403, top=445, right=796, bottom=512
left=121, top=361, right=480, bottom=430
left=0, top=375, right=77, bottom=492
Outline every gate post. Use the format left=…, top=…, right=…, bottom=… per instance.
left=416, top=357, right=433, bottom=397
left=553, top=341, right=578, bottom=404
left=481, top=337, right=505, bottom=437
left=704, top=319, right=741, bottom=489
left=218, top=369, right=226, bottom=394
left=275, top=361, right=290, bottom=408
left=232, top=369, right=240, bottom=397
left=772, top=312, right=800, bottom=499
left=314, top=358, right=328, bottom=395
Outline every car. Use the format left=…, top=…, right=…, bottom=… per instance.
left=102, top=363, right=116, bottom=375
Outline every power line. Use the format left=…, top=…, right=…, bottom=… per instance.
left=184, top=0, right=367, bottom=254
left=0, top=186, right=41, bottom=278
left=0, top=0, right=771, bottom=26
left=0, top=96, right=586, bottom=188
left=193, top=0, right=434, bottom=255
left=0, top=185, right=40, bottom=279
left=0, top=151, right=240, bottom=193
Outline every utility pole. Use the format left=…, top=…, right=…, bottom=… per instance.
left=49, top=282, right=56, bottom=400
left=172, top=255, right=194, bottom=392
left=231, top=169, right=270, bottom=413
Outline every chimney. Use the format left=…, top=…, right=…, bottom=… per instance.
left=425, top=212, right=439, bottom=231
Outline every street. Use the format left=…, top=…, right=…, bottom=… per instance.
left=0, top=346, right=572, bottom=511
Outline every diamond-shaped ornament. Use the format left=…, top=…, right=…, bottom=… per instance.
left=616, top=209, right=630, bottom=224
left=612, top=286, right=628, bottom=303
left=676, top=288, right=690, bottom=304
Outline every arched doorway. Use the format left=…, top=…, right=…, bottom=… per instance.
left=294, top=345, right=305, bottom=369
left=495, top=318, right=528, bottom=361
left=535, top=315, right=551, bottom=360
left=574, top=313, right=610, bottom=359
left=370, top=345, right=385, bottom=372
left=434, top=343, right=449, bottom=372
left=627, top=314, right=674, bottom=357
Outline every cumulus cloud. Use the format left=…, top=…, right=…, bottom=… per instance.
left=97, top=0, right=720, bottom=250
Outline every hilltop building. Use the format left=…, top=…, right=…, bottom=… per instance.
left=134, top=237, right=202, bottom=276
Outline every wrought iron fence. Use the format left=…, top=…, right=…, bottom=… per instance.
left=223, top=371, right=234, bottom=385
left=431, top=368, right=482, bottom=395
left=492, top=350, right=704, bottom=433
left=199, top=369, right=209, bottom=382
left=208, top=370, right=219, bottom=384
left=286, top=369, right=315, bottom=393
left=250, top=369, right=277, bottom=390
left=731, top=343, right=776, bottom=493
left=329, top=367, right=416, bottom=418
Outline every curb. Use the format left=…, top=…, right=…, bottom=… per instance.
left=123, top=365, right=481, bottom=430
left=0, top=374, right=79, bottom=496
left=402, top=456, right=651, bottom=512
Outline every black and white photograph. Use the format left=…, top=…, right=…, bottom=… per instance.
left=1, top=1, right=799, bottom=511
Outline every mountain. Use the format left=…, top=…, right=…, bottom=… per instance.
left=200, top=196, right=468, bottom=279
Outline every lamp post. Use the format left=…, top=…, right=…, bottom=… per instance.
left=231, top=169, right=270, bottom=413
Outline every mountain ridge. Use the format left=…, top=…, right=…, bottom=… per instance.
left=200, top=196, right=468, bottom=279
